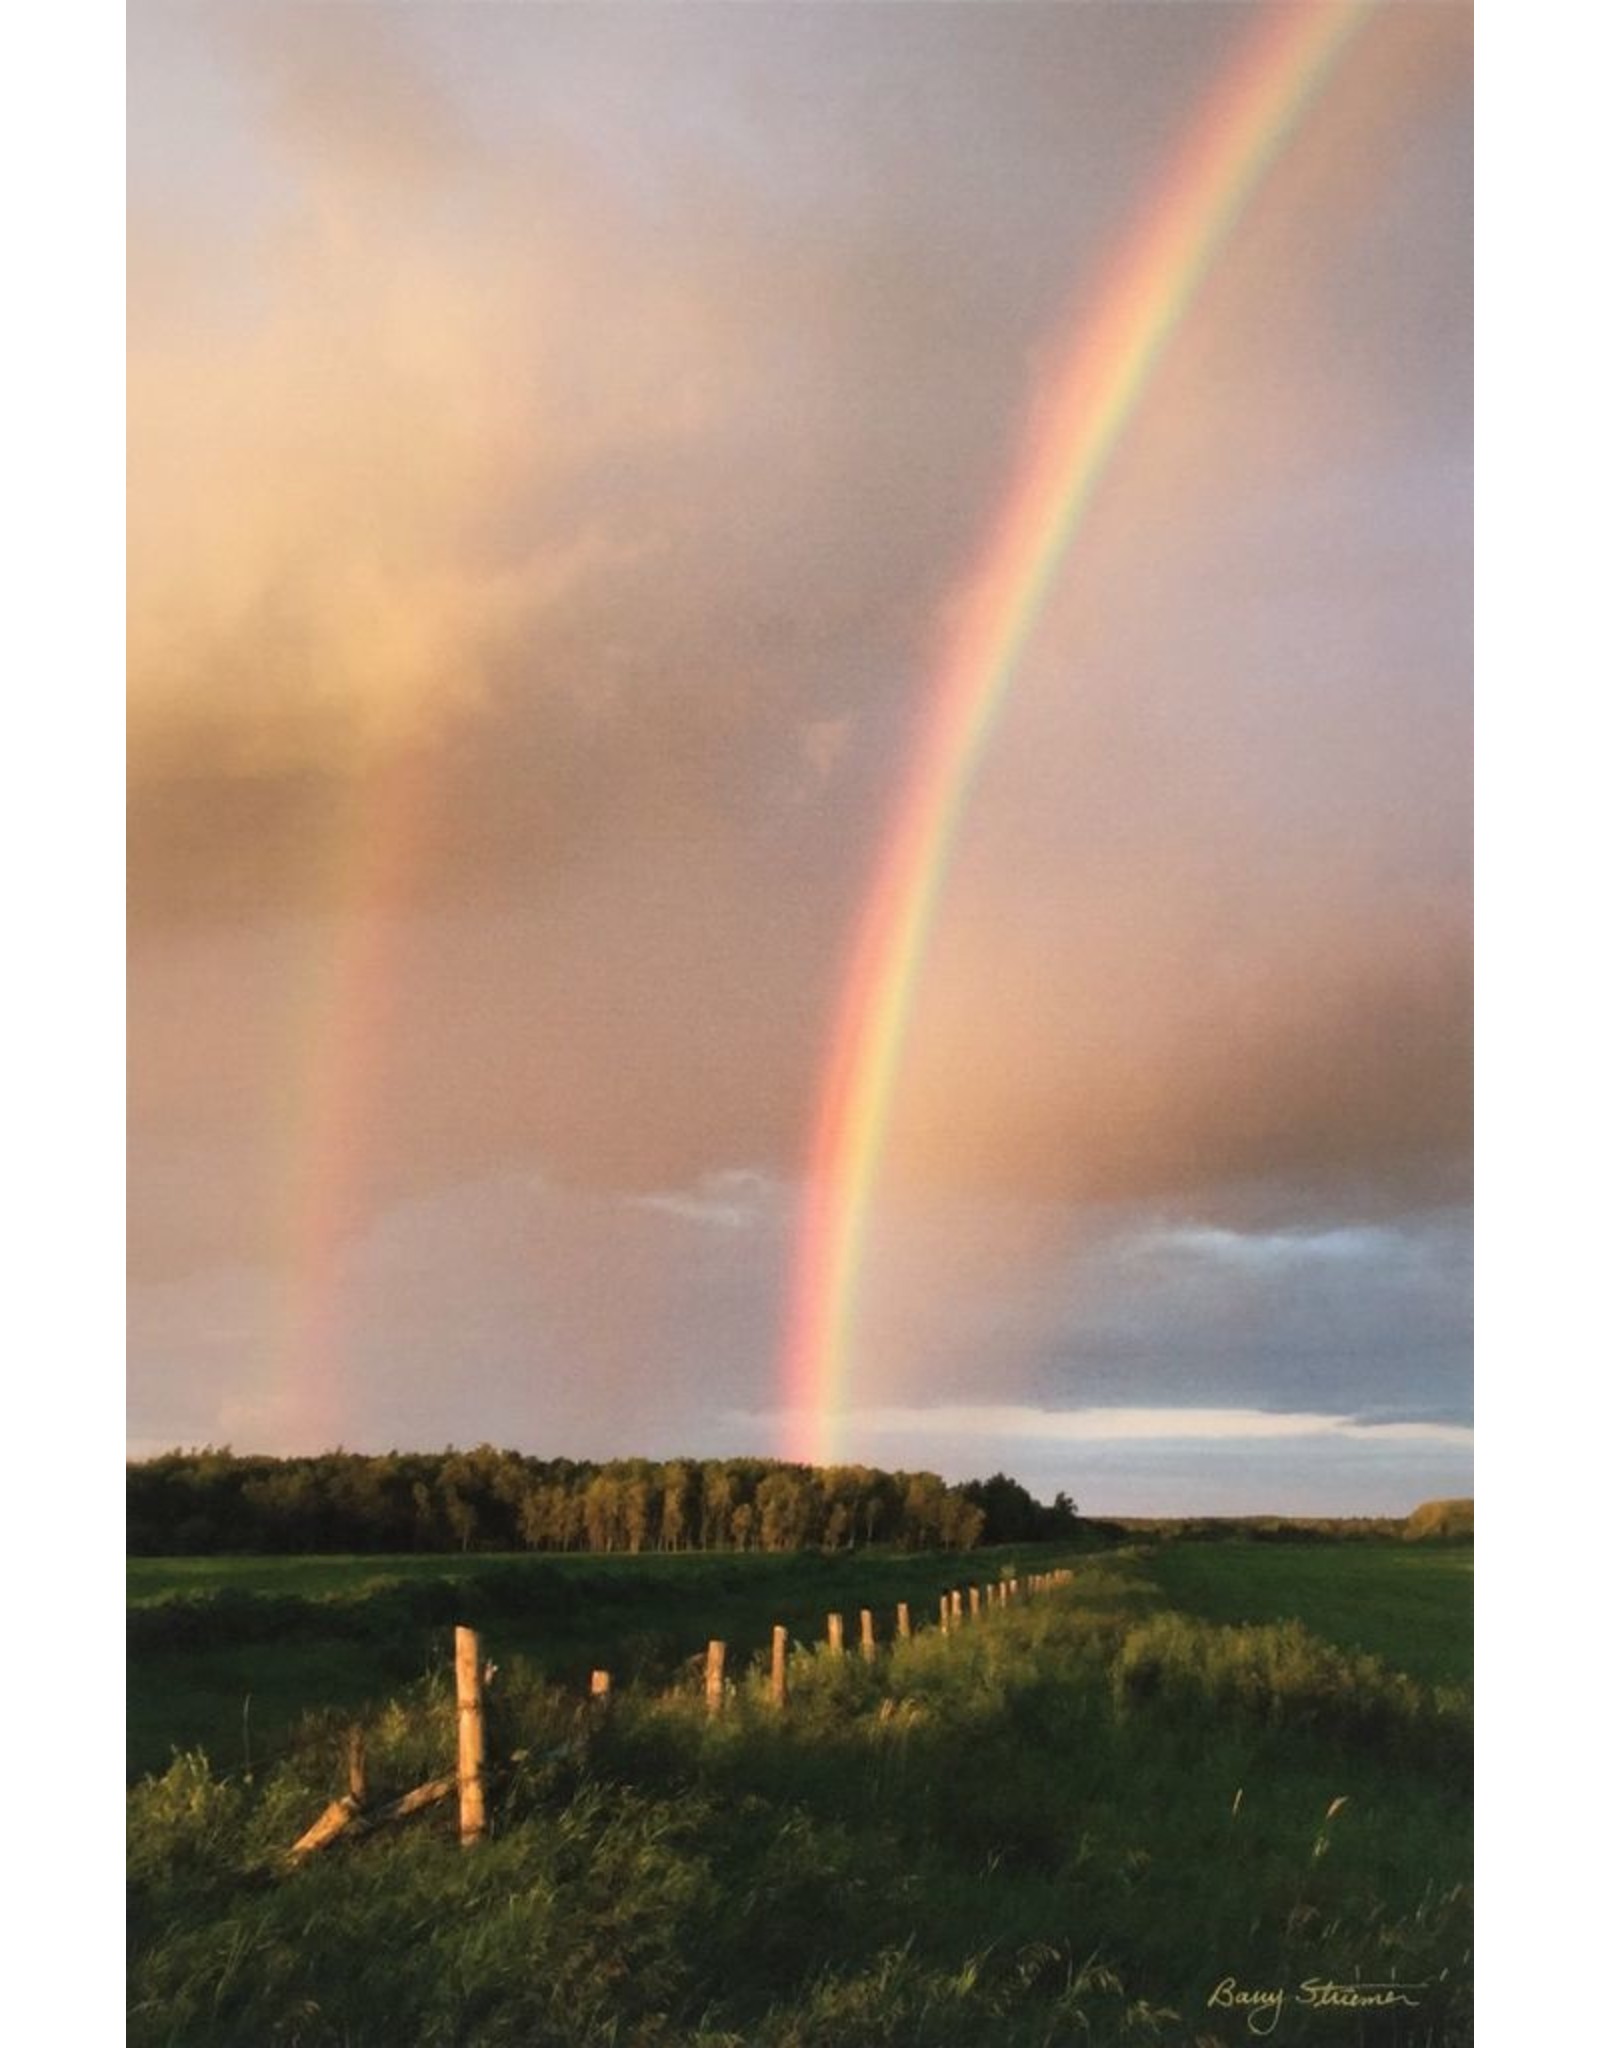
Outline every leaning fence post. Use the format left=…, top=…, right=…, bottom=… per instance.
left=455, top=1625, right=487, bottom=1848
left=827, top=1611, right=845, bottom=1655
left=706, top=1639, right=727, bottom=1714
left=771, top=1625, right=788, bottom=1707
left=896, top=1601, right=911, bottom=1642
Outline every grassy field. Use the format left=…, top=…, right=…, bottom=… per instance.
left=128, top=1542, right=1470, bottom=2045
left=128, top=1545, right=1090, bottom=1781
left=128, top=1539, right=1471, bottom=1778
left=1141, top=1542, right=1472, bottom=1688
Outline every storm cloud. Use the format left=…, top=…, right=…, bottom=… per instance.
left=128, top=2, right=1472, bottom=1507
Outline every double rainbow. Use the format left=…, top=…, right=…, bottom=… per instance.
left=779, top=2, right=1372, bottom=1465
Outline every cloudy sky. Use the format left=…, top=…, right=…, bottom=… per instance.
left=127, top=0, right=1471, bottom=1513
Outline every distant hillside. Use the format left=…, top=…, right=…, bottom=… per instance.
left=1403, top=1497, right=1474, bottom=1543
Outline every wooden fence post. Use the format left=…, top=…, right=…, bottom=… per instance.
left=590, top=1669, right=612, bottom=1706
left=948, top=1589, right=961, bottom=1630
left=827, top=1611, right=845, bottom=1655
left=896, top=1601, right=911, bottom=1641
left=969, top=1584, right=981, bottom=1620
left=455, top=1625, right=486, bottom=1848
left=771, top=1625, right=788, bottom=1707
left=860, top=1608, right=876, bottom=1661
left=706, top=1639, right=727, bottom=1714
left=347, top=1725, right=368, bottom=1807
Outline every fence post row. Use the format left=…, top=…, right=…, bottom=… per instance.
left=291, top=1562, right=1094, bottom=1862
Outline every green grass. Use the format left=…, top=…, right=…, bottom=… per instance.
left=128, top=1552, right=542, bottom=1603
left=129, top=1545, right=1087, bottom=1781
left=1140, top=1542, right=1472, bottom=1688
left=127, top=1550, right=1472, bottom=2046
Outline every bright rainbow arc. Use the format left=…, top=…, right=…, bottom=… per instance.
left=779, top=2, right=1373, bottom=1467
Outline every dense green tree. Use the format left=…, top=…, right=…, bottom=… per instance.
left=126, top=1448, right=1064, bottom=1557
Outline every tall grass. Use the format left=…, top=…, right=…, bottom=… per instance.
left=129, top=1556, right=1470, bottom=2045
left=128, top=1544, right=1090, bottom=1780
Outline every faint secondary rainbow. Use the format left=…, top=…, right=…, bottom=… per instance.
left=779, top=1, right=1373, bottom=1465
left=272, top=743, right=437, bottom=1448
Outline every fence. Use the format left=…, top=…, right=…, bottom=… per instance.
left=287, top=1567, right=1076, bottom=1860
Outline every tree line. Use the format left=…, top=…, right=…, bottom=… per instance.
left=126, top=1447, right=1080, bottom=1557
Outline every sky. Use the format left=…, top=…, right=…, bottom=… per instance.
left=127, top=0, right=1472, bottom=1514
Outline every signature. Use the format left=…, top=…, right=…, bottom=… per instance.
left=1207, top=1974, right=1432, bottom=2036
